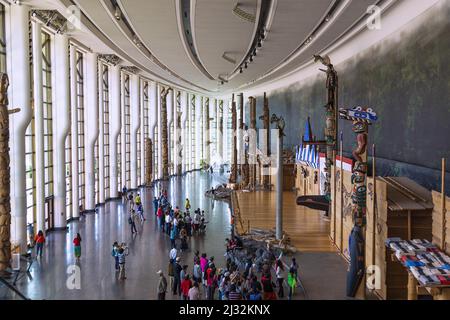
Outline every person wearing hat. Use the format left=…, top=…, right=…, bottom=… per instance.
left=219, top=272, right=231, bottom=300
left=157, top=270, right=167, bottom=300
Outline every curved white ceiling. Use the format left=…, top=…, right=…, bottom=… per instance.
left=193, top=0, right=258, bottom=79
left=51, top=0, right=382, bottom=95
left=119, top=0, right=217, bottom=90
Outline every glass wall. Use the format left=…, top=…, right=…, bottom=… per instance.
left=42, top=31, right=53, bottom=199
left=124, top=74, right=131, bottom=186
left=76, top=51, right=85, bottom=209
left=102, top=64, right=110, bottom=197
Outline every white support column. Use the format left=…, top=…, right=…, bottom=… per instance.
left=167, top=89, right=174, bottom=175
left=195, top=95, right=202, bottom=169
left=109, top=65, right=121, bottom=198
left=180, top=91, right=188, bottom=173
left=157, top=84, right=162, bottom=179
left=9, top=3, right=32, bottom=252
left=139, top=79, right=145, bottom=184
left=32, top=21, right=45, bottom=232
left=98, top=62, right=105, bottom=203
left=84, top=52, right=99, bottom=211
left=52, top=33, right=70, bottom=228
left=120, top=72, right=127, bottom=188
left=210, top=98, right=217, bottom=165
left=203, top=97, right=210, bottom=166
left=69, top=45, right=79, bottom=217
left=149, top=82, right=157, bottom=180
left=130, top=73, right=140, bottom=189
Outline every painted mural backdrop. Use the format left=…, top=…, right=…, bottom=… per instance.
left=247, top=3, right=450, bottom=194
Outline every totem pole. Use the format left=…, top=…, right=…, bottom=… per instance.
left=238, top=93, right=244, bottom=175
left=161, top=87, right=173, bottom=180
left=249, top=97, right=257, bottom=189
left=317, top=55, right=338, bottom=206
left=145, top=138, right=153, bottom=186
left=229, top=94, right=238, bottom=184
left=339, top=106, right=377, bottom=298
left=176, top=111, right=182, bottom=175
left=259, top=92, right=270, bottom=188
left=271, top=113, right=286, bottom=240
left=0, top=74, right=19, bottom=274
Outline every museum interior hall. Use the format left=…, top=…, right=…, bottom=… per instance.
left=0, top=0, right=449, bottom=301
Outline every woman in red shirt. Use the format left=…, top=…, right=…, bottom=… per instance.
left=34, top=230, right=45, bottom=258
left=181, top=274, right=192, bottom=300
left=73, top=233, right=82, bottom=261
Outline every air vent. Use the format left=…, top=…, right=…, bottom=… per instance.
left=232, top=3, right=255, bottom=23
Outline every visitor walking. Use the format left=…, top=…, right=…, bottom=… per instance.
left=73, top=233, right=82, bottom=261
left=287, top=267, right=297, bottom=300
left=173, top=257, right=182, bottom=295
left=185, top=198, right=191, bottom=212
left=153, top=197, right=159, bottom=216
left=34, top=230, right=45, bottom=258
left=112, top=242, right=120, bottom=271
left=181, top=274, right=192, bottom=300
left=157, top=270, right=168, bottom=300
left=275, top=259, right=285, bottom=298
left=188, top=281, right=201, bottom=300
left=117, top=247, right=128, bottom=280
left=129, top=210, right=138, bottom=234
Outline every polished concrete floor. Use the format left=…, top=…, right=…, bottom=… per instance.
left=0, top=171, right=348, bottom=300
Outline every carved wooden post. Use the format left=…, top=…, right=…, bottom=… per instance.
left=161, top=87, right=172, bottom=180
left=249, top=97, right=257, bottom=189
left=145, top=138, right=153, bottom=186
left=229, top=94, right=237, bottom=184
left=238, top=93, right=244, bottom=175
left=260, top=92, right=270, bottom=188
left=339, top=106, right=377, bottom=298
left=0, top=73, right=11, bottom=273
left=313, top=55, right=338, bottom=208
left=177, top=110, right=182, bottom=175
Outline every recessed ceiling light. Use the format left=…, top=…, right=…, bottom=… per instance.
left=114, top=6, right=121, bottom=20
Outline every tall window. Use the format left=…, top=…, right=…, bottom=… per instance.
left=137, top=125, right=141, bottom=185
left=76, top=51, right=85, bottom=208
left=65, top=132, right=72, bottom=218
left=190, top=95, right=195, bottom=170
left=170, top=122, right=174, bottom=174
left=226, top=102, right=233, bottom=163
left=211, top=100, right=217, bottom=156
left=94, top=138, right=99, bottom=203
left=42, top=31, right=53, bottom=198
left=124, top=74, right=131, bottom=185
left=117, top=132, right=121, bottom=191
left=26, top=20, right=35, bottom=234
left=143, top=82, right=149, bottom=139
left=103, top=64, right=110, bottom=197
left=200, top=97, right=204, bottom=162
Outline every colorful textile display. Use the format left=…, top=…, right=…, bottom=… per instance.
left=296, top=117, right=319, bottom=168
left=387, top=238, right=450, bottom=286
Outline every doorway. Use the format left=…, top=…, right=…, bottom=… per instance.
left=44, top=196, right=54, bottom=231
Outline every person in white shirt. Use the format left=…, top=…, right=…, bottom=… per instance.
left=169, top=247, right=177, bottom=262
left=188, top=282, right=201, bottom=300
left=165, top=213, right=172, bottom=235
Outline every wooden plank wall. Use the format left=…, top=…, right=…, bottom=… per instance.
left=432, top=191, right=450, bottom=255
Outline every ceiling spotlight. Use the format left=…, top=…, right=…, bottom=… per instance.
left=221, top=81, right=224, bottom=85
left=249, top=56, right=253, bottom=62
left=114, top=6, right=121, bottom=20
left=253, top=49, right=257, bottom=56
left=260, top=30, right=265, bottom=40
left=239, top=68, right=243, bottom=73
left=325, top=14, right=332, bottom=22
left=257, top=41, right=262, bottom=48
left=244, top=62, right=248, bottom=69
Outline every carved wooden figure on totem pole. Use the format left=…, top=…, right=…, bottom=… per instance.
left=229, top=95, right=238, bottom=184
left=339, top=106, right=377, bottom=298
left=160, top=87, right=173, bottom=180
left=145, top=138, right=153, bottom=186
left=259, top=92, right=271, bottom=188
left=0, top=73, right=20, bottom=274
left=314, top=54, right=338, bottom=204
